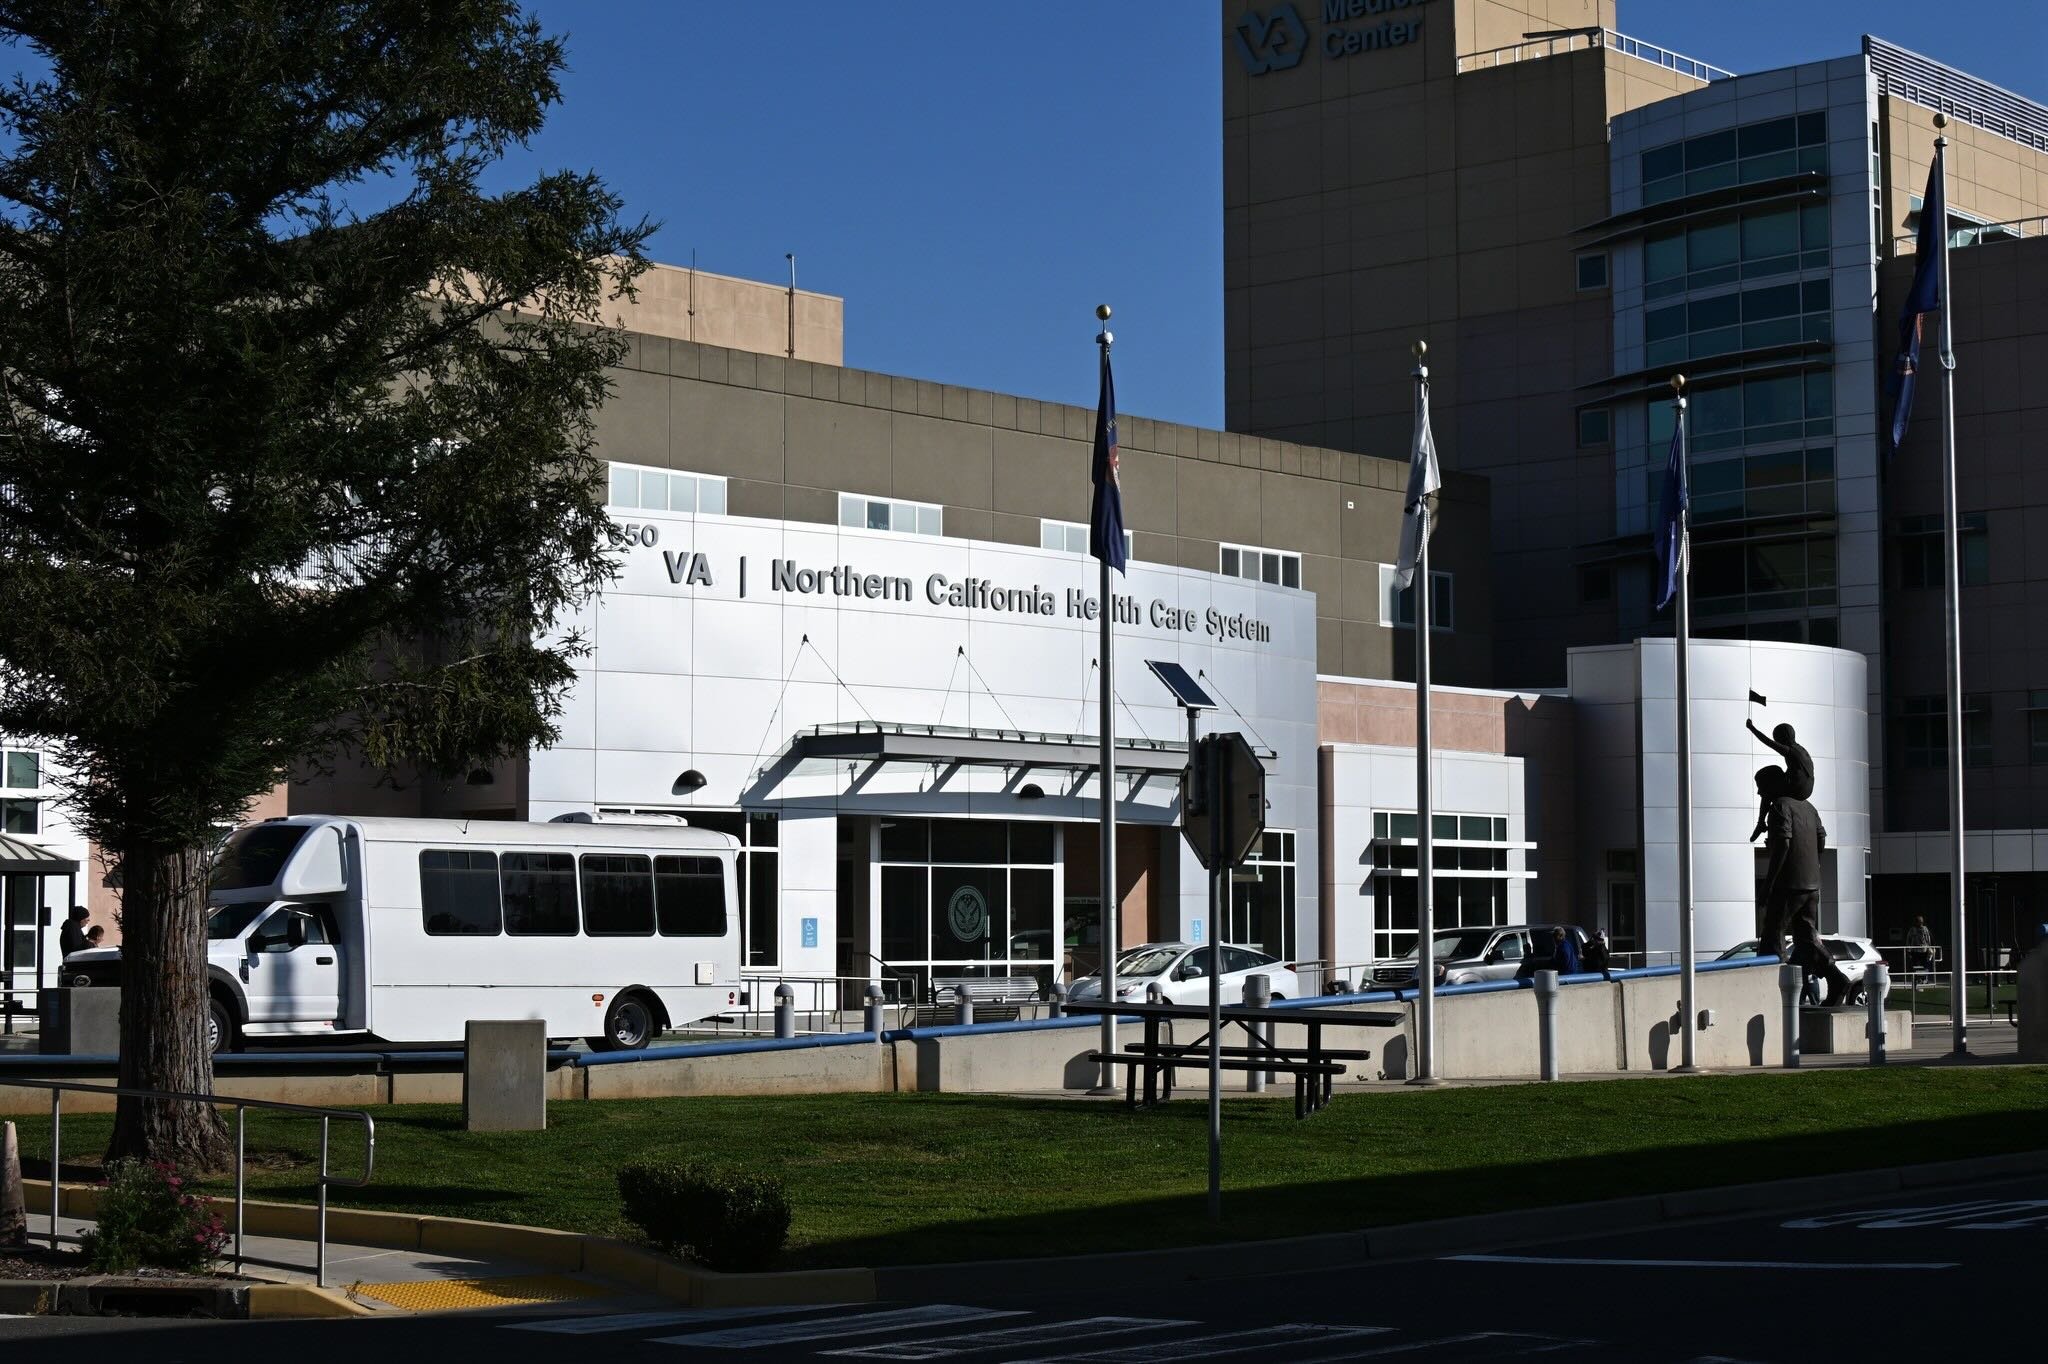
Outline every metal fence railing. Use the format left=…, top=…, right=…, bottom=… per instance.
left=0, top=1076, right=376, bottom=1287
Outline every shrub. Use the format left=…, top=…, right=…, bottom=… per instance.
left=617, top=1159, right=790, bottom=1271
left=82, top=1159, right=228, bottom=1275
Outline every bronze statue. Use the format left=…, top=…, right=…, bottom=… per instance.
left=1747, top=718, right=1813, bottom=841
left=1755, top=765, right=1849, bottom=1005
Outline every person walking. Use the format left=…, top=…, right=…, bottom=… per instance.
left=57, top=906, right=90, bottom=959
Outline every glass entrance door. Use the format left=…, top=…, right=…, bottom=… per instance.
left=872, top=817, right=1061, bottom=998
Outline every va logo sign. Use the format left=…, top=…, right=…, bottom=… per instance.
left=1231, top=4, right=1308, bottom=75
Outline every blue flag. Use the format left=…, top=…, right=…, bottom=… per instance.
left=1889, top=145, right=1945, bottom=455
left=1652, top=413, right=1686, bottom=612
left=1089, top=349, right=1127, bottom=573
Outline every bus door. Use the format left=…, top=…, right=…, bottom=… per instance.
left=244, top=904, right=342, bottom=1025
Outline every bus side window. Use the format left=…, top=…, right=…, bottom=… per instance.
left=580, top=853, right=655, bottom=936
left=420, top=849, right=502, bottom=936
left=502, top=852, right=579, bottom=936
left=654, top=855, right=726, bottom=936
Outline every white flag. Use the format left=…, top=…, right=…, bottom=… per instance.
left=1393, top=376, right=1441, bottom=591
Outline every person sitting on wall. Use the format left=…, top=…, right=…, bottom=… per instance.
left=1551, top=926, right=1582, bottom=975
left=58, top=905, right=90, bottom=958
left=1748, top=718, right=1814, bottom=842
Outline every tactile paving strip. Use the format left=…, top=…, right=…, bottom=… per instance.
left=350, top=1273, right=612, bottom=1312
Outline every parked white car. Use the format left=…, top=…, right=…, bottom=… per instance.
left=1068, top=942, right=1302, bottom=1005
left=1717, top=935, right=1886, bottom=1003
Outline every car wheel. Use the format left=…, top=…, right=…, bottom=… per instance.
left=207, top=999, right=235, bottom=1055
left=598, top=993, right=655, bottom=1051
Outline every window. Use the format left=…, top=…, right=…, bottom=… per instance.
left=1644, top=277, right=1830, bottom=367
left=210, top=824, right=310, bottom=892
left=1899, top=695, right=1992, bottom=770
left=1576, top=252, right=1608, bottom=290
left=1368, top=811, right=1520, bottom=960
left=1378, top=565, right=1454, bottom=630
left=501, top=851, right=579, bottom=935
left=420, top=849, right=502, bottom=936
left=654, top=856, right=727, bottom=936
left=1577, top=407, right=1611, bottom=448
left=1896, top=514, right=1989, bottom=589
left=873, top=818, right=1059, bottom=998
left=1642, top=112, right=1826, bottom=204
left=1219, top=542, right=1301, bottom=588
left=580, top=854, right=655, bottom=936
left=1686, top=533, right=1835, bottom=617
left=1226, top=831, right=1296, bottom=963
left=1, top=799, right=38, bottom=836
left=1, top=747, right=45, bottom=836
left=3, top=750, right=38, bottom=790
left=839, top=492, right=942, bottom=537
left=1040, top=519, right=1131, bottom=560
left=1647, top=369, right=1833, bottom=457
left=1643, top=202, right=1831, bottom=299
left=607, top=461, right=728, bottom=516
left=685, top=812, right=780, bottom=966
left=2027, top=691, right=2048, bottom=765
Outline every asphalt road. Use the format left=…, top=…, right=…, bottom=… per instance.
left=5, top=1173, right=2042, bottom=1362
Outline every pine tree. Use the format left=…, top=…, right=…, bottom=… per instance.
left=0, top=1, right=648, bottom=1165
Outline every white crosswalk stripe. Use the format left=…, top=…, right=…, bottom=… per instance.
left=1005, top=1322, right=1394, bottom=1363
left=507, top=1305, right=845, bottom=1335
left=652, top=1304, right=1026, bottom=1349
left=823, top=1315, right=1192, bottom=1360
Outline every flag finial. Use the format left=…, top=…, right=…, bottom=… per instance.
left=1095, top=303, right=1112, bottom=321
left=1671, top=373, right=1686, bottom=395
left=1933, top=112, right=1947, bottom=130
left=1412, top=338, right=1427, bottom=359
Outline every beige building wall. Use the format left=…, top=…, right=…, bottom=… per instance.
left=590, top=334, right=1494, bottom=685
left=1224, top=0, right=1707, bottom=686
left=1880, top=99, right=2048, bottom=242
left=508, top=260, right=844, bottom=365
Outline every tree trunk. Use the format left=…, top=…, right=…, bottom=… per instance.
left=106, top=842, right=231, bottom=1170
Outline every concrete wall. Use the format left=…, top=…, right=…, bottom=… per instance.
left=581, top=1041, right=896, bottom=1100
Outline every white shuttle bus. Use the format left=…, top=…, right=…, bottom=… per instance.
left=74, top=814, right=743, bottom=1053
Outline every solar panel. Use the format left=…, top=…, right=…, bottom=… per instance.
left=1144, top=659, right=1215, bottom=710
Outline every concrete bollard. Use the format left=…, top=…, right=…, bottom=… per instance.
left=2, top=1120, right=25, bottom=1247
left=1047, top=981, right=1067, bottom=1019
left=773, top=982, right=796, bottom=1039
left=1866, top=962, right=1890, bottom=1065
left=863, top=984, right=885, bottom=1036
left=1533, top=969, right=1560, bottom=1081
left=1779, top=963, right=1803, bottom=1067
left=462, top=1019, right=546, bottom=1132
left=1243, top=974, right=1272, bottom=1093
left=954, top=989, right=974, bottom=1027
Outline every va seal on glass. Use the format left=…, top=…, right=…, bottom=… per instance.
left=946, top=885, right=988, bottom=942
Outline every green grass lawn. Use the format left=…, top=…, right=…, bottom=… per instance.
left=14, top=1067, right=2047, bottom=1268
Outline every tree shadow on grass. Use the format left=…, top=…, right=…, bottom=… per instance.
left=774, top=1107, right=2048, bottom=1270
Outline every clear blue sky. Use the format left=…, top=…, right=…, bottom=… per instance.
left=437, top=4, right=2027, bottom=429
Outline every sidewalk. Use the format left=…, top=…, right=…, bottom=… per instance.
left=23, top=1212, right=652, bottom=1315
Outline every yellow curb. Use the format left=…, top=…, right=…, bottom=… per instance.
left=247, top=1283, right=376, bottom=1319
left=417, top=1214, right=586, bottom=1271
left=350, top=1273, right=610, bottom=1313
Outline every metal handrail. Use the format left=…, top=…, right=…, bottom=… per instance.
left=1890, top=214, right=2043, bottom=253
left=1456, top=28, right=1733, bottom=83
left=0, top=1075, right=375, bottom=1288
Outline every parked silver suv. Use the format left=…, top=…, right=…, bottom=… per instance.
left=1371, top=925, right=1591, bottom=989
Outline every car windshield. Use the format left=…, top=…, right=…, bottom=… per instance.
left=206, top=903, right=271, bottom=941
left=210, top=824, right=310, bottom=892
left=1717, top=940, right=1762, bottom=959
left=1115, top=946, right=1184, bottom=978
left=1399, top=930, right=1496, bottom=962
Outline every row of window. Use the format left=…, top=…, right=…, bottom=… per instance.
left=1644, top=203, right=1834, bottom=301
left=1644, top=278, right=1832, bottom=368
left=1040, top=518, right=1132, bottom=560
left=1638, top=446, right=1837, bottom=525
left=1220, top=542, right=1302, bottom=589
left=1641, top=112, right=1829, bottom=205
left=1648, top=370, right=1834, bottom=456
left=1368, top=809, right=1514, bottom=959
left=1896, top=514, right=1990, bottom=590
left=418, top=849, right=727, bottom=939
left=1372, top=813, right=1510, bottom=843
left=608, top=462, right=729, bottom=516
left=1689, top=534, right=1837, bottom=618
left=1900, top=693, right=2048, bottom=769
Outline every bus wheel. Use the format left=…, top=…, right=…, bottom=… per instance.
left=207, top=998, right=236, bottom=1055
left=598, top=993, right=654, bottom=1051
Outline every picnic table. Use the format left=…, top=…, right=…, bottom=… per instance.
left=1065, top=1000, right=1402, bottom=1117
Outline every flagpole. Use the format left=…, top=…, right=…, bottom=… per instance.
left=1410, top=340, right=1439, bottom=1086
left=1094, top=306, right=1120, bottom=1089
left=1930, top=123, right=1968, bottom=1056
left=1672, top=374, right=1699, bottom=1073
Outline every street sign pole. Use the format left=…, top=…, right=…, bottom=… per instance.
left=1206, top=741, right=1224, bottom=1221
